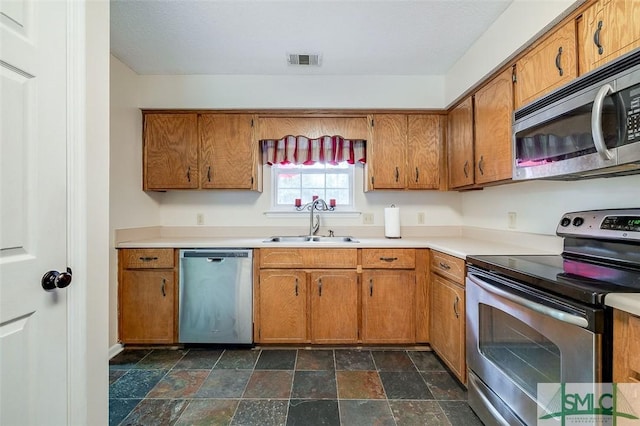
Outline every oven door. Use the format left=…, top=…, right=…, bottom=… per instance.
left=466, top=270, right=601, bottom=426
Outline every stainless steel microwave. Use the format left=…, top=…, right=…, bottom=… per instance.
left=513, top=49, right=640, bottom=180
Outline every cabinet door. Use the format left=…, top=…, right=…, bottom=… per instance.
left=369, top=114, right=407, bottom=189
left=579, top=0, right=640, bottom=74
left=474, top=68, right=514, bottom=185
left=429, top=274, right=465, bottom=383
left=447, top=97, right=474, bottom=188
left=361, top=270, right=415, bottom=344
left=119, top=270, right=176, bottom=343
left=515, top=20, right=577, bottom=109
left=143, top=113, right=199, bottom=190
left=310, top=271, right=358, bottom=344
left=613, top=309, right=640, bottom=383
left=257, top=270, right=308, bottom=343
left=407, top=114, right=442, bottom=190
left=200, top=114, right=257, bottom=189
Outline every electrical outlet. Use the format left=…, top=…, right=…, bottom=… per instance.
left=417, top=212, right=425, bottom=225
left=197, top=213, right=204, bottom=226
left=508, top=212, right=517, bottom=229
left=362, top=213, right=374, bottom=224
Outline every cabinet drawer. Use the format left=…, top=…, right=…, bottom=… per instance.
left=431, top=250, right=465, bottom=284
left=260, top=248, right=357, bottom=268
left=362, top=249, right=415, bottom=269
left=120, top=249, right=175, bottom=269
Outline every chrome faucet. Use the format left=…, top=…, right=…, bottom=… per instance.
left=309, top=198, right=329, bottom=236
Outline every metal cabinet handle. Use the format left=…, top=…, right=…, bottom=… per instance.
left=161, top=278, right=166, bottom=297
left=380, top=257, right=398, bottom=262
left=186, top=166, right=191, bottom=182
left=415, top=167, right=419, bottom=182
left=369, top=278, right=373, bottom=297
left=463, top=160, right=469, bottom=178
left=139, top=256, right=158, bottom=262
left=395, top=166, right=399, bottom=182
left=207, top=166, right=212, bottom=182
left=439, top=262, right=451, bottom=271
left=555, top=46, right=563, bottom=76
left=295, top=278, right=299, bottom=296
left=594, top=20, right=604, bottom=55
left=453, top=295, right=459, bottom=318
left=318, top=278, right=322, bottom=296
left=478, top=156, right=485, bottom=175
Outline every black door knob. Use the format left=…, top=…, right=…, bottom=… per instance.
left=41, top=267, right=73, bottom=291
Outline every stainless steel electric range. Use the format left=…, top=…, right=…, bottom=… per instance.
left=465, top=208, right=640, bottom=426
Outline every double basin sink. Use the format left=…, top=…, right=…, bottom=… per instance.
left=263, top=235, right=359, bottom=243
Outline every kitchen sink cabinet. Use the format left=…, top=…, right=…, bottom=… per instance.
left=447, top=97, right=474, bottom=189
left=143, top=112, right=261, bottom=191
left=310, top=271, right=359, bottom=344
left=613, top=309, right=640, bottom=383
left=514, top=20, right=578, bottom=109
left=578, top=0, right=640, bottom=75
left=429, top=250, right=466, bottom=384
left=366, top=114, right=444, bottom=191
left=474, top=68, right=514, bottom=186
left=118, top=249, right=177, bottom=344
left=257, top=269, right=308, bottom=343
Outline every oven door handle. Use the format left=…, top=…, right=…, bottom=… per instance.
left=468, top=274, right=589, bottom=328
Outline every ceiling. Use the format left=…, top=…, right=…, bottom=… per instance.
left=110, top=0, right=514, bottom=76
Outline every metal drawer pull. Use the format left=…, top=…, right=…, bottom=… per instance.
left=318, top=278, right=322, bottom=296
left=380, top=257, right=398, bottom=262
left=369, top=278, right=373, bottom=297
left=453, top=295, right=459, bottom=318
left=555, top=46, right=563, bottom=76
left=161, top=278, right=166, bottom=297
left=139, top=256, right=158, bottom=262
left=463, top=160, right=469, bottom=178
left=439, top=262, right=451, bottom=270
left=415, top=167, right=419, bottom=182
left=295, top=278, right=298, bottom=296
left=186, top=166, right=191, bottom=182
left=207, top=166, right=212, bottom=182
left=478, top=155, right=485, bottom=175
left=395, top=166, right=399, bottom=182
left=594, top=20, right=603, bottom=55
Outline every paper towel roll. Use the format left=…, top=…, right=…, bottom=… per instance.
left=384, top=205, right=401, bottom=238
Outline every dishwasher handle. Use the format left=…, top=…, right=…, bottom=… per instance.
left=206, top=257, right=224, bottom=263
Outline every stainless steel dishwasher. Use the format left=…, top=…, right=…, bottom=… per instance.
left=178, top=249, right=253, bottom=344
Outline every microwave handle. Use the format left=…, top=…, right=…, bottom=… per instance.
left=591, top=83, right=614, bottom=161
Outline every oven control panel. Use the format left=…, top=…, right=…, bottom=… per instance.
left=557, top=209, right=640, bottom=240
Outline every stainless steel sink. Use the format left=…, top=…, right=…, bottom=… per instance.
left=263, top=235, right=359, bottom=243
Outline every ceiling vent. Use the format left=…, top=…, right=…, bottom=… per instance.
left=287, top=53, right=321, bottom=67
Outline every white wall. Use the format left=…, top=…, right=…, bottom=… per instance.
left=445, top=0, right=580, bottom=104
left=109, top=56, right=162, bottom=347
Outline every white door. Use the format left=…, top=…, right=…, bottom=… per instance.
left=1, top=1, right=70, bottom=425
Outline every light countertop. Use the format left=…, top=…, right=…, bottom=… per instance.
left=605, top=293, right=640, bottom=317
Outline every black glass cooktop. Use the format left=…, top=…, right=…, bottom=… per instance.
left=467, top=254, right=640, bottom=305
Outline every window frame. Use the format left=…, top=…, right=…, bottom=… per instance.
left=269, top=163, right=356, bottom=212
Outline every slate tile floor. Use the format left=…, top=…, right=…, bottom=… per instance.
left=109, top=348, right=483, bottom=426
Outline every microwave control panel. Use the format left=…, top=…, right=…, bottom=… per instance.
left=628, top=95, right=640, bottom=142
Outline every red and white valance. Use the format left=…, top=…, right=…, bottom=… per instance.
left=261, top=135, right=366, bottom=166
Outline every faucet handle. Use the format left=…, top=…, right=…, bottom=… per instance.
left=329, top=230, right=334, bottom=237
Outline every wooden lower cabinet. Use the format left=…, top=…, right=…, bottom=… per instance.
left=310, top=271, right=359, bottom=344
left=119, top=269, right=176, bottom=344
left=257, top=270, right=308, bottom=343
left=430, top=274, right=466, bottom=383
left=361, top=270, right=415, bottom=344
left=613, top=309, right=640, bottom=383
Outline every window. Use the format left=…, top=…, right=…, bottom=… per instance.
left=271, top=162, right=354, bottom=211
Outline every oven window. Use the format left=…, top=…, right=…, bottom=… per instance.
left=478, top=304, right=561, bottom=397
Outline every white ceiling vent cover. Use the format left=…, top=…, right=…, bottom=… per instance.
left=287, top=53, right=321, bottom=66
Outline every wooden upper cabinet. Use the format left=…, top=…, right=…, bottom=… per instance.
left=407, top=115, right=443, bottom=190
left=257, top=116, right=369, bottom=140
left=447, top=96, right=474, bottom=189
left=369, top=114, right=407, bottom=189
left=368, top=114, right=443, bottom=190
left=515, top=20, right=578, bottom=109
left=143, top=113, right=199, bottom=190
left=199, top=114, right=257, bottom=189
left=578, top=0, right=640, bottom=74
left=474, top=68, right=514, bottom=185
